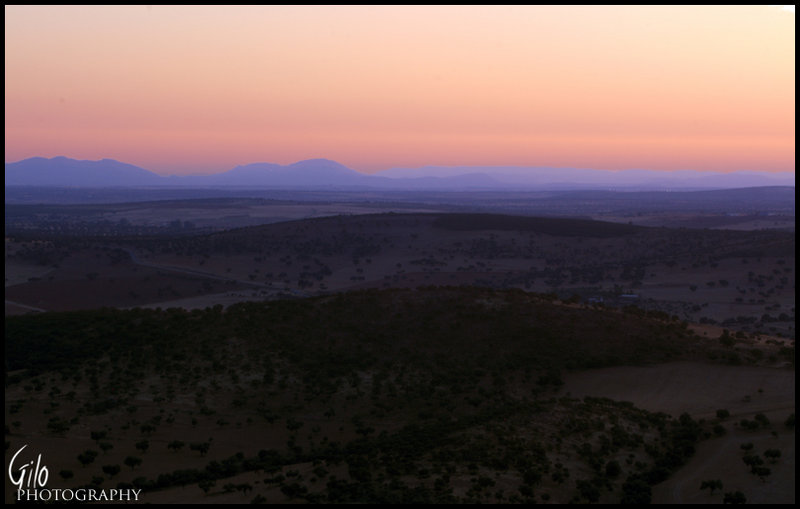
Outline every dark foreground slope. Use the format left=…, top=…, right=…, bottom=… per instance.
left=5, top=287, right=709, bottom=376
left=6, top=287, right=791, bottom=504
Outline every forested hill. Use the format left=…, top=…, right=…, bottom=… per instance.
left=5, top=287, right=789, bottom=504
left=8, top=286, right=720, bottom=376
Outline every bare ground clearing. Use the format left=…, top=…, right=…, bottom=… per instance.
left=564, top=362, right=794, bottom=504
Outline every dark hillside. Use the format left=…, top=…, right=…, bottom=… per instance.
left=4, top=287, right=789, bottom=504
left=6, top=287, right=714, bottom=376
left=433, top=214, right=644, bottom=236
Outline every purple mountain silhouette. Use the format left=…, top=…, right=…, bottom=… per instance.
left=5, top=156, right=794, bottom=190
left=5, top=157, right=163, bottom=186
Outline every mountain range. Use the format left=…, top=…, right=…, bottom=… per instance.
left=4, top=156, right=795, bottom=190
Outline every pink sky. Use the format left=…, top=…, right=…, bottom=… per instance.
left=4, top=5, right=795, bottom=175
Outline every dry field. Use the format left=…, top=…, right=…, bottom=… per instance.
left=5, top=243, right=256, bottom=312
left=117, top=202, right=438, bottom=229
left=602, top=213, right=795, bottom=232
left=7, top=354, right=793, bottom=504
left=4, top=260, right=55, bottom=288
left=119, top=213, right=794, bottom=338
left=8, top=214, right=793, bottom=339
left=563, top=362, right=794, bottom=504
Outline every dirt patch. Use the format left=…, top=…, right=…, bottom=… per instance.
left=564, top=361, right=794, bottom=504
left=651, top=412, right=794, bottom=504
left=5, top=262, right=251, bottom=312
left=563, top=361, right=794, bottom=419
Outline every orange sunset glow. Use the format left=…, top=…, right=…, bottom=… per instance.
left=4, top=5, right=795, bottom=175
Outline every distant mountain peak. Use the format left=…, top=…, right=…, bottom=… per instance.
left=292, top=157, right=340, bottom=164
left=288, top=158, right=352, bottom=170
left=5, top=156, right=162, bottom=187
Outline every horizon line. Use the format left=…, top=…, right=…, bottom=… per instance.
left=5, top=155, right=797, bottom=177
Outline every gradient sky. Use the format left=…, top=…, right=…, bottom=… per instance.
left=4, top=5, right=795, bottom=175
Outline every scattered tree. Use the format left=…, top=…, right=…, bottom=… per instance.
left=102, top=464, right=121, bottom=478
left=77, top=450, right=98, bottom=467
left=763, top=449, right=781, bottom=463
left=605, top=460, right=621, bottom=478
left=700, top=479, right=723, bottom=495
left=723, top=491, right=747, bottom=504
left=190, top=441, right=211, bottom=457
left=124, top=456, right=142, bottom=470
left=198, top=479, right=215, bottom=495
left=90, top=431, right=107, bottom=442
left=135, top=440, right=150, bottom=454
left=168, top=440, right=185, bottom=452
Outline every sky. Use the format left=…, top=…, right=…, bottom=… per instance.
left=4, top=5, right=795, bottom=176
